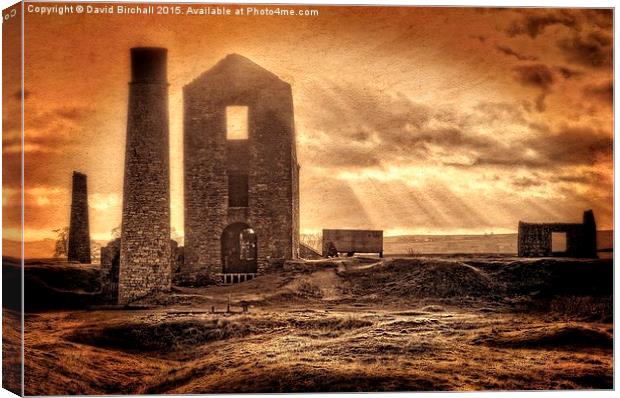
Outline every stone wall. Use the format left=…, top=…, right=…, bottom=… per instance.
left=118, top=47, right=171, bottom=304
left=100, top=238, right=120, bottom=303
left=182, top=54, right=300, bottom=284
left=171, top=241, right=185, bottom=284
left=518, top=210, right=597, bottom=258
left=299, top=243, right=323, bottom=260
left=102, top=238, right=182, bottom=303
left=67, top=171, right=91, bottom=263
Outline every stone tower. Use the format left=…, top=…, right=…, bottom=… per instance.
left=182, top=54, right=300, bottom=285
left=67, top=171, right=91, bottom=263
left=118, top=47, right=171, bottom=304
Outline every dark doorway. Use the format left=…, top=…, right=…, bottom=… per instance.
left=221, top=223, right=257, bottom=274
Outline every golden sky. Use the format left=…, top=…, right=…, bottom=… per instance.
left=2, top=3, right=614, bottom=244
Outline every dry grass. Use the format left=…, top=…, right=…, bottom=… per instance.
left=15, top=255, right=614, bottom=394
left=473, top=324, right=613, bottom=349
left=68, top=318, right=252, bottom=354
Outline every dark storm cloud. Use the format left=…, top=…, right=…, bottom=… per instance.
left=583, top=80, right=613, bottom=105
left=582, top=9, right=613, bottom=29
left=513, top=64, right=555, bottom=111
left=513, top=64, right=555, bottom=90
left=555, top=66, right=582, bottom=79
left=495, top=45, right=538, bottom=61
left=478, top=127, right=613, bottom=169
left=473, top=126, right=612, bottom=169
left=506, top=9, right=612, bottom=70
left=558, top=31, right=613, bottom=68
left=507, top=11, right=578, bottom=38
left=557, top=31, right=613, bottom=68
left=531, top=126, right=612, bottom=166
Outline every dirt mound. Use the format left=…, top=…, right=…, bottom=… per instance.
left=473, top=324, right=612, bottom=350
left=179, top=363, right=450, bottom=393
left=3, top=258, right=104, bottom=312
left=474, top=258, right=613, bottom=296
left=70, top=314, right=372, bottom=357
left=345, top=258, right=494, bottom=298
left=69, top=318, right=250, bottom=353
left=287, top=316, right=373, bottom=330
left=24, top=260, right=101, bottom=292
left=340, top=257, right=612, bottom=304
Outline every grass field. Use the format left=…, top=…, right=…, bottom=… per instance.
left=3, top=255, right=613, bottom=394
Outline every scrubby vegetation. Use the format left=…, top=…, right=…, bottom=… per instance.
left=11, top=255, right=614, bottom=394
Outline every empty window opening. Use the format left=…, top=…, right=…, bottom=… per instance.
left=228, top=174, right=249, bottom=207
left=551, top=232, right=567, bottom=253
left=226, top=106, right=248, bottom=140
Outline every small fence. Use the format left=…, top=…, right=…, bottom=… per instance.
left=216, top=272, right=257, bottom=284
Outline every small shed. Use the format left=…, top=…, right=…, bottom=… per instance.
left=322, top=229, right=383, bottom=257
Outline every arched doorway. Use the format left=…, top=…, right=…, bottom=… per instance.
left=221, top=223, right=258, bottom=276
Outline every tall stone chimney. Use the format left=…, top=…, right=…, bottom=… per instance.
left=67, top=171, right=91, bottom=263
left=118, top=47, right=171, bottom=304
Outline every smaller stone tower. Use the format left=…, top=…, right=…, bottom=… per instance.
left=67, top=171, right=91, bottom=263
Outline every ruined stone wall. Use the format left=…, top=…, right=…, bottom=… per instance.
left=291, top=140, right=300, bottom=259
left=170, top=241, right=185, bottom=284
left=67, top=171, right=91, bottom=263
left=183, top=54, right=299, bottom=284
left=100, top=238, right=120, bottom=303
left=118, top=48, right=171, bottom=303
left=518, top=210, right=598, bottom=258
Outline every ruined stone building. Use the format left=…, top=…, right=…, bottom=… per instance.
left=182, top=54, right=300, bottom=284
left=67, top=171, right=91, bottom=263
left=518, top=210, right=597, bottom=258
left=101, top=50, right=300, bottom=303
left=117, top=47, right=172, bottom=304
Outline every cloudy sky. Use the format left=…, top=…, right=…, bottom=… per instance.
left=2, top=4, right=613, bottom=246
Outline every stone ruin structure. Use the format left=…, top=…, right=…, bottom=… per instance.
left=117, top=47, right=172, bottom=304
left=100, top=49, right=301, bottom=303
left=67, top=171, right=91, bottom=263
left=100, top=238, right=121, bottom=302
left=100, top=237, right=183, bottom=303
left=182, top=54, right=300, bottom=285
left=518, top=210, right=597, bottom=258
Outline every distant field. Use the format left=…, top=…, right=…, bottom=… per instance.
left=3, top=230, right=613, bottom=260
left=384, top=230, right=613, bottom=256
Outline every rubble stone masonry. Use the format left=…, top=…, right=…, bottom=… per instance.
left=182, top=54, right=300, bottom=284
left=118, top=47, right=172, bottom=304
left=518, top=210, right=597, bottom=258
left=67, top=171, right=91, bottom=263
